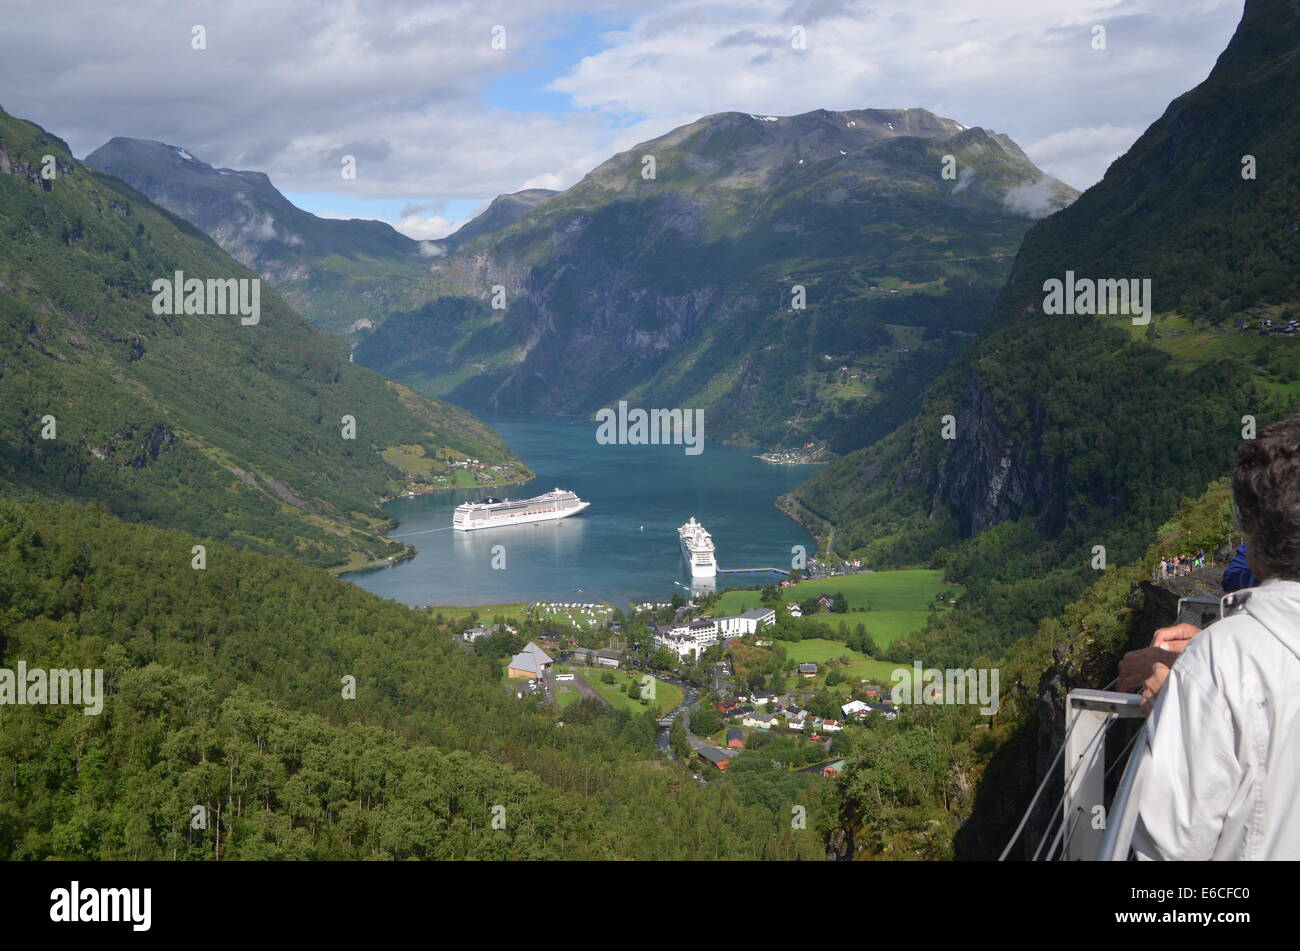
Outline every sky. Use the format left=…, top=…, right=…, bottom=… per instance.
left=0, top=0, right=1245, bottom=239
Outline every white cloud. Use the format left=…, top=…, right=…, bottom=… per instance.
left=314, top=208, right=468, bottom=242
left=1002, top=178, right=1060, bottom=219
left=1024, top=124, right=1145, bottom=192
left=0, top=0, right=1244, bottom=204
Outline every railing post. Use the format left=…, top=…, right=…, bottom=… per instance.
left=1063, top=689, right=1146, bottom=860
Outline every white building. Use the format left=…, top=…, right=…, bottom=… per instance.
left=653, top=619, right=721, bottom=659
left=842, top=700, right=870, bottom=718
left=654, top=608, right=775, bottom=660
left=714, top=608, right=776, bottom=637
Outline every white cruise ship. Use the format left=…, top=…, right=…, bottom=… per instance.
left=678, top=517, right=717, bottom=578
left=452, top=488, right=590, bottom=531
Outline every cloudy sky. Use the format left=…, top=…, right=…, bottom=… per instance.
left=0, top=0, right=1243, bottom=239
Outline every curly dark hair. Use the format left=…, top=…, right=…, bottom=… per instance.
left=1234, top=412, right=1300, bottom=582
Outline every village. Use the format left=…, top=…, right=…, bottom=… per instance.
left=456, top=577, right=941, bottom=780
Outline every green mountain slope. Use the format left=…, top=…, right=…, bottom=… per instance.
left=436, top=187, right=557, bottom=250
left=83, top=137, right=434, bottom=336
left=0, top=105, right=529, bottom=569
left=785, top=0, right=1300, bottom=664
left=354, top=107, right=1076, bottom=450
left=797, top=0, right=1300, bottom=860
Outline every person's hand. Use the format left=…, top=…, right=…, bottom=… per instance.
left=1151, top=622, right=1201, bottom=653
left=1140, top=661, right=1172, bottom=714
left=1117, top=645, right=1177, bottom=694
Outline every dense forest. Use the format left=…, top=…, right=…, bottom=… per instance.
left=0, top=498, right=834, bottom=860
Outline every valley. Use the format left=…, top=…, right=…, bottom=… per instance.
left=0, top=0, right=1295, bottom=878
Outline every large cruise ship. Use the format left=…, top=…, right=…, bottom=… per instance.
left=678, top=517, right=717, bottom=578
left=452, top=488, right=590, bottom=531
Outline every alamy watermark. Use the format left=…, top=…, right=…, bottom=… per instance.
left=50, top=881, right=150, bottom=931
left=595, top=400, right=704, bottom=456
left=151, top=270, right=260, bottom=325
left=0, top=663, right=104, bottom=715
left=1042, top=271, right=1151, bottom=325
left=891, top=663, right=1000, bottom=715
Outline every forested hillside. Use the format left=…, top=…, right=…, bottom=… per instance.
left=0, top=105, right=529, bottom=570
left=0, top=499, right=834, bottom=860
left=805, top=0, right=1300, bottom=859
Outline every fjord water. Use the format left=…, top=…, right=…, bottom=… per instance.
left=343, top=412, right=817, bottom=608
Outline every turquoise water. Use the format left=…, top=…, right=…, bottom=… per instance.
left=342, top=412, right=818, bottom=608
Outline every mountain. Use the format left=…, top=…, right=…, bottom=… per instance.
left=784, top=0, right=1299, bottom=665
left=84, top=137, right=432, bottom=335
left=0, top=105, right=529, bottom=570
left=437, top=188, right=557, bottom=250
left=353, top=107, right=1076, bottom=450
left=801, top=0, right=1300, bottom=858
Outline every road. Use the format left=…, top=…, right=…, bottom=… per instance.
left=653, top=675, right=736, bottom=763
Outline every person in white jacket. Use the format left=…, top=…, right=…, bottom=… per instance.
left=1132, top=413, right=1300, bottom=860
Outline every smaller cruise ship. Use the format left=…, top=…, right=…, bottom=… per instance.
left=678, top=517, right=718, bottom=578
left=452, top=488, right=590, bottom=531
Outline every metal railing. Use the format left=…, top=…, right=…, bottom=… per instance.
left=1002, top=594, right=1233, bottom=861
left=1061, top=689, right=1147, bottom=860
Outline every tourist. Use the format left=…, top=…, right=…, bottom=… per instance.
left=1130, top=412, right=1300, bottom=859
left=1223, top=543, right=1259, bottom=592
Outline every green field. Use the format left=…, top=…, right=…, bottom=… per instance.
left=434, top=602, right=612, bottom=629
left=435, top=603, right=529, bottom=624
left=714, top=569, right=956, bottom=646
left=574, top=667, right=682, bottom=716
left=783, top=638, right=909, bottom=688
left=554, top=680, right=582, bottom=709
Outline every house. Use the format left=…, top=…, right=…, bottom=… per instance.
left=841, top=700, right=870, bottom=718
left=729, top=705, right=755, bottom=719
left=713, top=607, right=776, bottom=637
left=742, top=712, right=778, bottom=729
left=697, top=746, right=732, bottom=771
left=465, top=622, right=516, bottom=642
left=506, top=641, right=554, bottom=680
left=727, top=728, right=745, bottom=749
left=750, top=689, right=776, bottom=706
left=798, top=662, right=818, bottom=677
left=787, top=603, right=803, bottom=618
left=817, top=595, right=834, bottom=608
left=594, top=649, right=623, bottom=669
left=819, top=719, right=843, bottom=732
left=869, top=702, right=899, bottom=721
left=785, top=715, right=806, bottom=731
left=821, top=759, right=847, bottom=777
